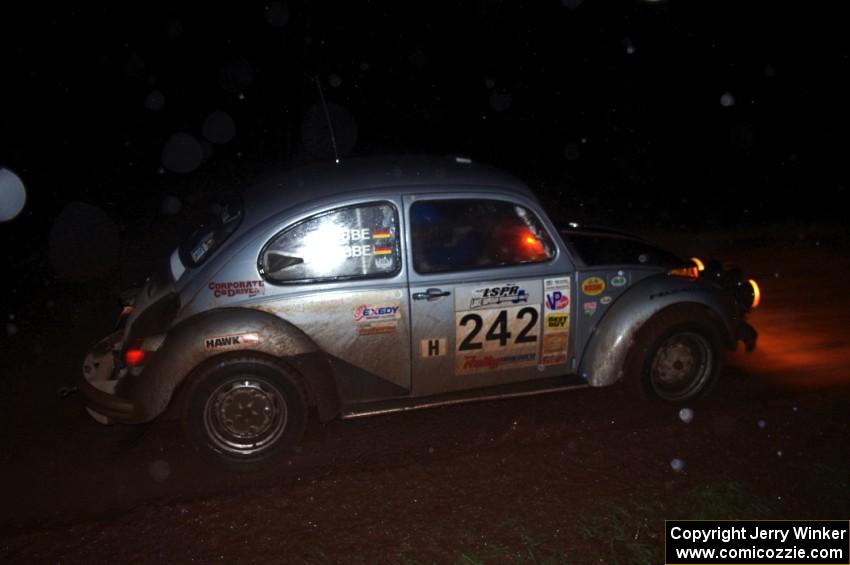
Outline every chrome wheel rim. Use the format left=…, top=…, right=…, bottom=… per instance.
left=649, top=332, right=713, bottom=401
left=203, top=376, right=288, bottom=456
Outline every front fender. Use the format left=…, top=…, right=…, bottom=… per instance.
left=117, top=308, right=338, bottom=422
left=578, top=274, right=738, bottom=387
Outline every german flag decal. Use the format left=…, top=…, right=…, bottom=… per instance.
left=373, top=245, right=393, bottom=255
left=372, top=229, right=392, bottom=239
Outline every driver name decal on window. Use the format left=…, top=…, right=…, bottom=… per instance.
left=262, top=203, right=399, bottom=283
left=452, top=280, right=543, bottom=374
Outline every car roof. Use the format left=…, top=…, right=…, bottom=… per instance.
left=242, top=155, right=534, bottom=227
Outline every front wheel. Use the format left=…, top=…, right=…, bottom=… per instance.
left=627, top=307, right=723, bottom=403
left=184, top=355, right=307, bottom=469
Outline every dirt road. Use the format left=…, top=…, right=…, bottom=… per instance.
left=1, top=230, right=848, bottom=563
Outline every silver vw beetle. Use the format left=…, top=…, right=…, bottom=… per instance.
left=80, top=156, right=759, bottom=468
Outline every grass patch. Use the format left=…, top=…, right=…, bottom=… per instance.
left=454, top=533, right=572, bottom=565
left=574, top=481, right=775, bottom=565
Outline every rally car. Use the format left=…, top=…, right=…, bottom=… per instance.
left=79, top=155, right=759, bottom=468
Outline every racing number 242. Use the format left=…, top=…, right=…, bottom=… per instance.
left=458, top=307, right=538, bottom=351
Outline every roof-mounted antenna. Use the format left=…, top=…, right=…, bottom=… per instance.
left=313, top=75, right=340, bottom=164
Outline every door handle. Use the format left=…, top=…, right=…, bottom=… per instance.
left=413, top=288, right=451, bottom=301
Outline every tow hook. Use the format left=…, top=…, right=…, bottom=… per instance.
left=58, top=386, right=78, bottom=399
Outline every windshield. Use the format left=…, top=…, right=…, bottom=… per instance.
left=177, top=195, right=243, bottom=268
left=561, top=230, right=684, bottom=268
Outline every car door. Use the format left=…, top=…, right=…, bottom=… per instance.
left=251, top=198, right=412, bottom=404
left=405, top=193, right=576, bottom=397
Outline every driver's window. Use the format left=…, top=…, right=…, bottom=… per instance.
left=410, top=199, right=555, bottom=274
left=261, top=202, right=400, bottom=283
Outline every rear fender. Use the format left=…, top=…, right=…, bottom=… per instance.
left=578, top=274, right=737, bottom=387
left=117, top=308, right=339, bottom=422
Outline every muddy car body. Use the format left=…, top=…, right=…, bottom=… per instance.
left=80, top=156, right=759, bottom=467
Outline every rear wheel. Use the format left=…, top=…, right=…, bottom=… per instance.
left=628, top=307, right=723, bottom=402
left=184, top=355, right=307, bottom=469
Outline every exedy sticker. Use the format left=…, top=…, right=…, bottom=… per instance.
left=353, top=304, right=400, bottom=322
left=204, top=332, right=260, bottom=351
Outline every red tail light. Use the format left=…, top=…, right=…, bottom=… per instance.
left=125, top=348, right=147, bottom=367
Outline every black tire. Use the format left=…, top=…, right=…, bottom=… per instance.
left=626, top=306, right=724, bottom=403
left=183, top=355, right=307, bottom=470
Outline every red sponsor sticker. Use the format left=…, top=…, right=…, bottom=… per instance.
left=581, top=277, right=605, bottom=296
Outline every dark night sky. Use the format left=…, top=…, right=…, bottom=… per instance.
left=1, top=1, right=848, bottom=248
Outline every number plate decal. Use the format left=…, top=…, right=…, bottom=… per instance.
left=453, top=280, right=544, bottom=375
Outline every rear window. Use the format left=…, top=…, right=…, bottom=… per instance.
left=260, top=202, right=401, bottom=283
left=178, top=196, right=243, bottom=268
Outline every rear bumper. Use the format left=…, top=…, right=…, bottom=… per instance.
left=79, top=333, right=143, bottom=424
left=77, top=372, right=140, bottom=423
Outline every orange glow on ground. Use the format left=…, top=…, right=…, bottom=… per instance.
left=729, top=299, right=850, bottom=390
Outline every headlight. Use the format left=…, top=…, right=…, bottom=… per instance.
left=747, top=278, right=761, bottom=309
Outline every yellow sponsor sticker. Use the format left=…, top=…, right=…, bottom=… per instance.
left=581, top=276, right=605, bottom=296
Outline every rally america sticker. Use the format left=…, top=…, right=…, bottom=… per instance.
left=204, top=332, right=260, bottom=351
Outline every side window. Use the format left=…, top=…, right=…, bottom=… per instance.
left=410, top=199, right=555, bottom=274
left=260, top=202, right=400, bottom=283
